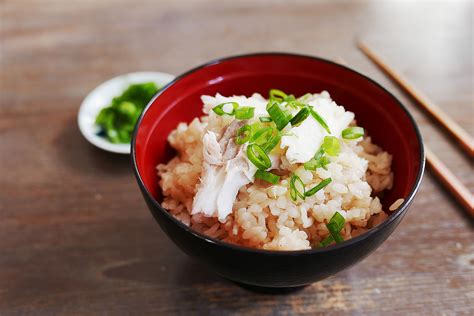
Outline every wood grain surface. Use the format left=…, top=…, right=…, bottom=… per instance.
left=1, top=0, right=473, bottom=315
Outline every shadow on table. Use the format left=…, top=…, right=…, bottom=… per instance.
left=103, top=254, right=305, bottom=294
left=102, top=257, right=223, bottom=286
left=54, top=117, right=131, bottom=176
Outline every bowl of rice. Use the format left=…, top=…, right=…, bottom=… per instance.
left=132, top=53, right=424, bottom=288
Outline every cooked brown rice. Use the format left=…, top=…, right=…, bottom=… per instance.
left=157, top=92, right=396, bottom=250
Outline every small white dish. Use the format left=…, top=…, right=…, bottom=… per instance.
left=78, top=71, right=175, bottom=154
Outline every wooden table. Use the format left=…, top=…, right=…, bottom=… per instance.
left=1, top=1, right=473, bottom=314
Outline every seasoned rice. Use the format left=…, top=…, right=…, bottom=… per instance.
left=157, top=92, right=395, bottom=250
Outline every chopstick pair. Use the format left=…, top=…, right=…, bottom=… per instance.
left=356, top=42, right=474, bottom=216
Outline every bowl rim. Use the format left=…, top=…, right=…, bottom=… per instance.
left=131, top=52, right=425, bottom=256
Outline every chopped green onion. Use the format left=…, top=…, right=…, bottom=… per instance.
left=234, top=106, right=255, bottom=120
left=322, top=136, right=340, bottom=156
left=329, top=211, right=345, bottom=231
left=285, top=94, right=296, bottom=102
left=342, top=126, right=365, bottom=139
left=309, top=106, right=331, bottom=134
left=319, top=235, right=334, bottom=247
left=269, top=89, right=288, bottom=101
left=95, top=82, right=159, bottom=144
left=212, top=102, right=239, bottom=116
left=247, top=144, right=272, bottom=170
left=250, top=126, right=273, bottom=145
left=320, top=156, right=331, bottom=170
left=305, top=178, right=332, bottom=197
left=117, top=101, right=138, bottom=117
left=236, top=124, right=252, bottom=145
left=284, top=99, right=301, bottom=109
left=286, top=100, right=306, bottom=109
left=303, top=156, right=330, bottom=171
left=303, top=158, right=318, bottom=170
left=290, top=107, right=310, bottom=126
left=304, top=148, right=330, bottom=171
left=259, top=116, right=273, bottom=122
left=250, top=121, right=264, bottom=133
left=289, top=174, right=306, bottom=201
left=262, top=133, right=281, bottom=154
left=326, top=212, right=345, bottom=243
left=254, top=170, right=280, bottom=184
left=267, top=102, right=291, bottom=130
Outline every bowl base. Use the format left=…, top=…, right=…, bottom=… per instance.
left=230, top=280, right=308, bottom=294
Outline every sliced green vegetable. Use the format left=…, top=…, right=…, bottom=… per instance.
left=261, top=133, right=281, bottom=154
left=322, top=136, right=340, bottom=156
left=212, top=102, right=239, bottom=116
left=236, top=124, right=252, bottom=145
left=319, top=235, right=334, bottom=247
left=117, top=101, right=137, bottom=117
left=308, top=106, right=331, bottom=134
left=259, top=116, right=273, bottom=122
left=247, top=144, right=271, bottom=170
left=269, top=89, right=288, bottom=102
left=267, top=102, right=291, bottom=130
left=305, top=178, right=332, bottom=197
left=326, top=212, right=345, bottom=243
left=290, top=107, right=310, bottom=126
left=249, top=126, right=273, bottom=145
left=342, top=126, right=365, bottom=139
left=289, top=174, right=306, bottom=201
left=234, top=106, right=255, bottom=120
left=285, top=94, right=296, bottom=102
left=254, top=170, right=280, bottom=184
left=304, top=148, right=330, bottom=171
left=95, top=82, right=160, bottom=143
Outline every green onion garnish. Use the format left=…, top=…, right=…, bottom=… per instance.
left=304, top=148, right=330, bottom=171
left=303, top=157, right=330, bottom=171
left=326, top=212, right=345, bottom=243
left=262, top=133, right=281, bottom=154
left=259, top=116, right=273, bottom=122
left=212, top=102, right=239, bottom=116
left=254, top=170, right=280, bottom=184
left=247, top=144, right=272, bottom=170
left=289, top=174, right=306, bottom=201
left=342, top=126, right=365, bottom=139
left=322, top=136, right=340, bottom=156
left=285, top=99, right=301, bottom=109
left=95, top=82, right=159, bottom=144
left=319, top=235, right=334, bottom=247
left=267, top=102, right=291, bottom=130
left=286, top=100, right=306, bottom=109
left=303, top=158, right=319, bottom=170
left=236, top=124, right=252, bottom=145
left=269, top=89, right=288, bottom=101
left=250, top=126, right=273, bottom=145
left=290, top=107, right=310, bottom=126
left=308, top=106, right=331, bottom=134
left=234, top=106, right=255, bottom=120
left=305, top=178, right=332, bottom=197
left=285, top=94, right=296, bottom=102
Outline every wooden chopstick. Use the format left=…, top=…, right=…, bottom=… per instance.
left=425, top=147, right=474, bottom=216
left=355, top=41, right=474, bottom=216
left=357, top=41, right=474, bottom=157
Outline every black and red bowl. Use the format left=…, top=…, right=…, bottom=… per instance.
left=132, top=53, right=425, bottom=288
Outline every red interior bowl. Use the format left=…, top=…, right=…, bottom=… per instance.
left=134, top=53, right=423, bottom=209
left=131, top=53, right=425, bottom=288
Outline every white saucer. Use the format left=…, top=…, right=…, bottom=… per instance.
left=78, top=71, right=175, bottom=154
